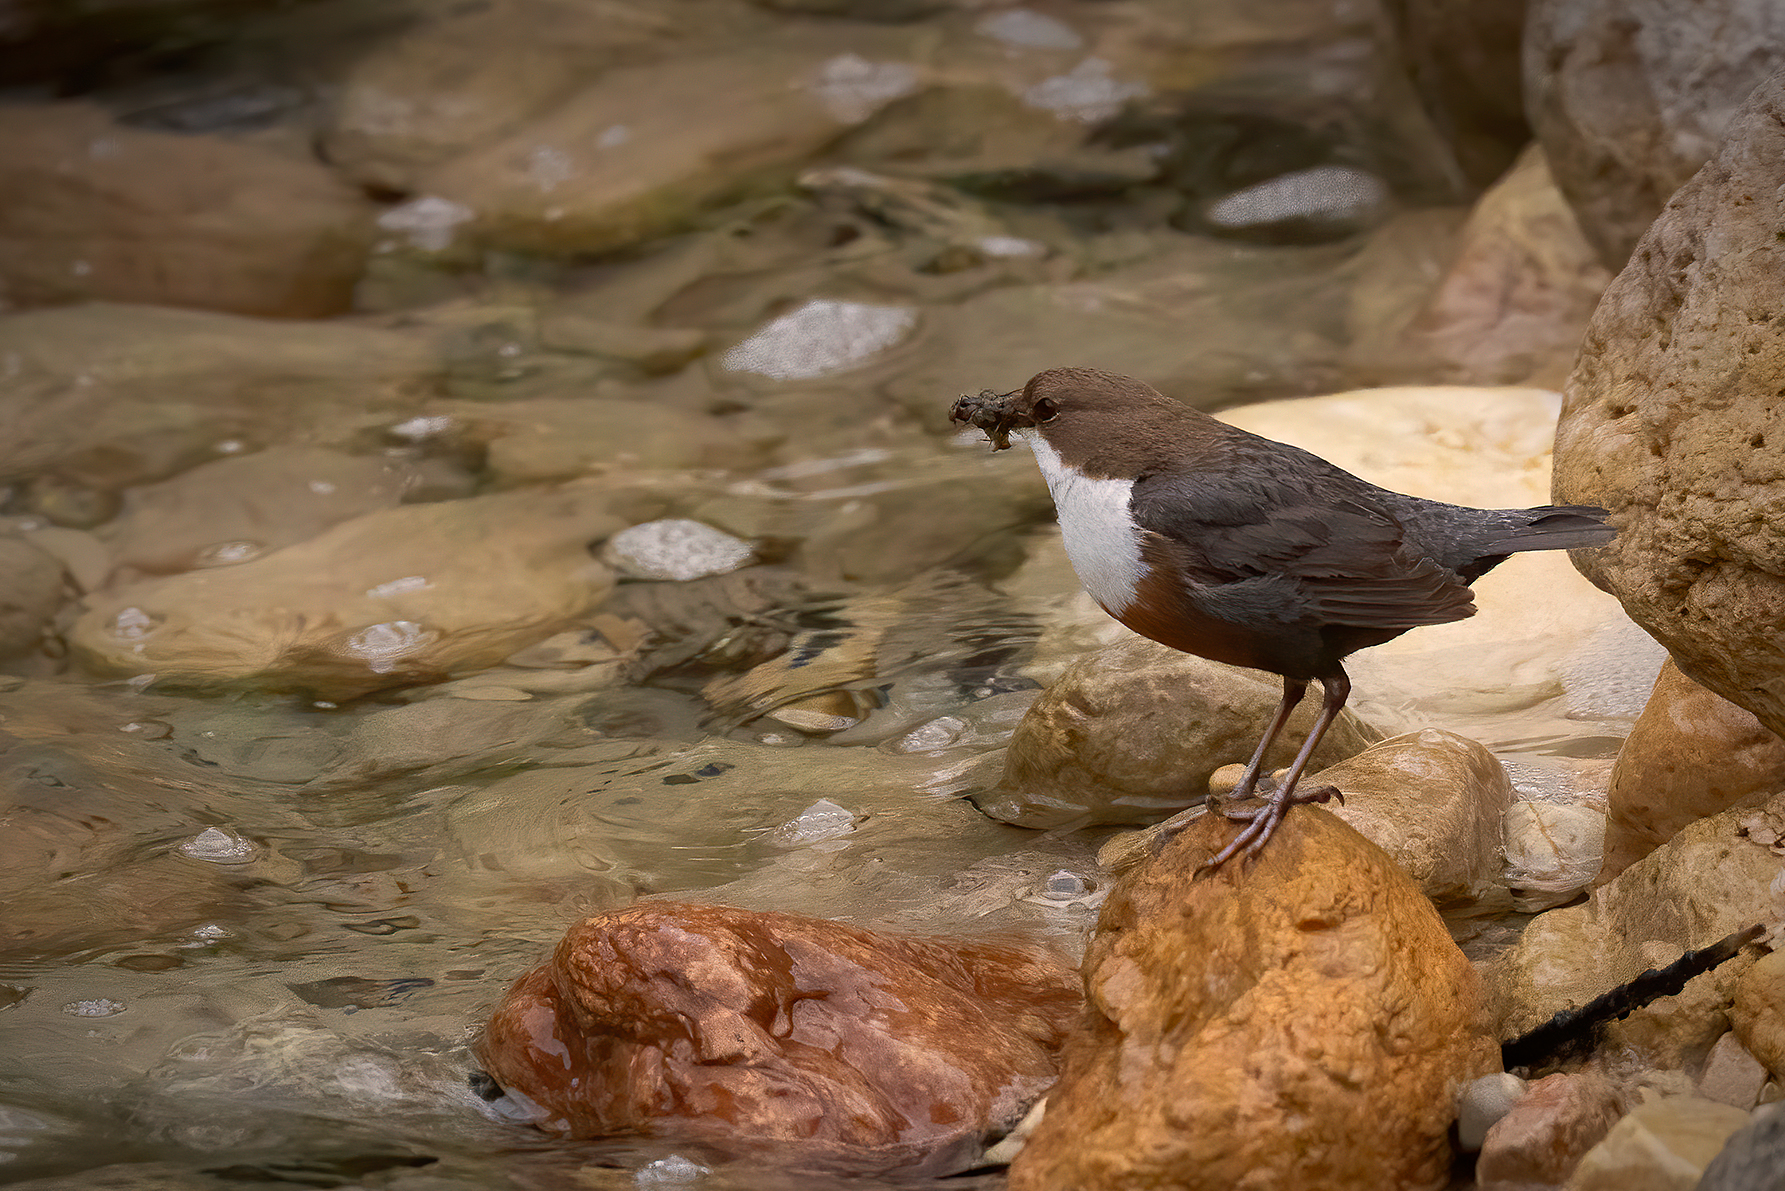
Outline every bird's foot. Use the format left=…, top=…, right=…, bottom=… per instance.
left=1196, top=783, right=1343, bottom=875
left=1220, top=782, right=1342, bottom=822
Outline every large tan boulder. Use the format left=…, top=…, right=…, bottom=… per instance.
left=0, top=103, right=375, bottom=318
left=1599, top=659, right=1785, bottom=883
left=1553, top=67, right=1785, bottom=743
left=1009, top=805, right=1499, bottom=1191
left=1730, top=949, right=1785, bottom=1081
left=1343, top=144, right=1611, bottom=389
left=1524, top=0, right=1785, bottom=270
left=476, top=901, right=1079, bottom=1174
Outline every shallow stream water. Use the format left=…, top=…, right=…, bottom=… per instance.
left=0, top=3, right=1654, bottom=1186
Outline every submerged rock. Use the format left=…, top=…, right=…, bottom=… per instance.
left=416, top=34, right=925, bottom=256
left=475, top=901, right=1079, bottom=1174
left=0, top=102, right=375, bottom=318
left=1008, top=805, right=1497, bottom=1191
left=0, top=536, right=65, bottom=660
left=70, top=489, right=622, bottom=697
left=0, top=303, right=438, bottom=494
left=99, top=447, right=418, bottom=582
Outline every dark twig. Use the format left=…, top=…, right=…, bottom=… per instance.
left=1500, top=923, right=1766, bottom=1071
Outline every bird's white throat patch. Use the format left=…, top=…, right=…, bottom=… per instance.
left=1022, top=431, right=1145, bottom=615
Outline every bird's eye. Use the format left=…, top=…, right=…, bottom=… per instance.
left=1034, top=397, right=1059, bottom=422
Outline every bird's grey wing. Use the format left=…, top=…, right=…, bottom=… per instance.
left=1129, top=463, right=1476, bottom=630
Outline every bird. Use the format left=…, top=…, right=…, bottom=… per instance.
left=950, top=367, right=1616, bottom=872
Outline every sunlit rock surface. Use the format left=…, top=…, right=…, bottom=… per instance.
left=1317, top=727, right=1514, bottom=907
left=1502, top=799, right=1604, bottom=911
left=70, top=490, right=621, bottom=696
left=1731, top=949, right=1785, bottom=1082
left=1563, top=1096, right=1751, bottom=1191
left=1554, top=67, right=1785, bottom=745
left=475, top=901, right=1079, bottom=1174
left=1009, top=806, right=1497, bottom=1191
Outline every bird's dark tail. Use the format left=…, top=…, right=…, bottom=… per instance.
left=1476, top=505, right=1617, bottom=555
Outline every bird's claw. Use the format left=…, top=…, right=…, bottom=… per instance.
left=1194, top=784, right=1343, bottom=876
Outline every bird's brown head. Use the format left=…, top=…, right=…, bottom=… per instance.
left=951, top=367, right=1190, bottom=455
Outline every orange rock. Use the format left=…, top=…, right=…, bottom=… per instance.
left=475, top=901, right=1079, bottom=1175
left=1009, top=806, right=1499, bottom=1191
left=1599, top=658, right=1785, bottom=883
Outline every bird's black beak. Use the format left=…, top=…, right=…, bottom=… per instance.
left=949, top=387, right=1030, bottom=452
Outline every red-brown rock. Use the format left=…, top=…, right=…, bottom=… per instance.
left=1009, top=806, right=1499, bottom=1191
left=475, top=901, right=1080, bottom=1175
left=1476, top=1070, right=1623, bottom=1188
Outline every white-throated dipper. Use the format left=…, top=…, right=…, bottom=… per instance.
left=951, top=367, right=1616, bottom=871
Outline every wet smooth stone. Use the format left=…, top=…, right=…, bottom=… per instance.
left=475, top=901, right=1080, bottom=1176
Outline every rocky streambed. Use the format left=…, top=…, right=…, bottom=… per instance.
left=3, top=1, right=1785, bottom=1189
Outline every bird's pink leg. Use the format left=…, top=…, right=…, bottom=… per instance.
left=1155, top=676, right=1304, bottom=840
left=1198, top=671, right=1349, bottom=873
